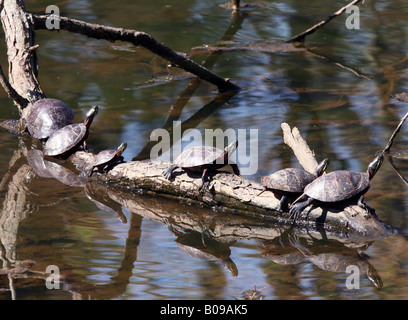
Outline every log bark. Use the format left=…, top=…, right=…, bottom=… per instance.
left=0, top=0, right=44, bottom=112
left=281, top=123, right=318, bottom=173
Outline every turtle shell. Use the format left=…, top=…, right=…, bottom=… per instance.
left=93, top=149, right=118, bottom=167
left=26, top=98, right=74, bottom=139
left=303, top=170, right=369, bottom=202
left=261, top=168, right=315, bottom=193
left=44, top=123, right=87, bottom=157
left=174, top=146, right=224, bottom=169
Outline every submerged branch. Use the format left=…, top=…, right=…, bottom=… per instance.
left=383, top=111, right=408, bottom=153
left=286, top=0, right=363, bottom=43
left=31, top=14, right=240, bottom=92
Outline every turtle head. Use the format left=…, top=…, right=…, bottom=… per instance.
left=26, top=90, right=43, bottom=103
left=84, top=106, right=99, bottom=127
left=117, top=142, right=127, bottom=155
left=221, top=140, right=238, bottom=163
left=313, top=158, right=330, bottom=178
left=367, top=154, right=384, bottom=180
left=224, top=140, right=238, bottom=156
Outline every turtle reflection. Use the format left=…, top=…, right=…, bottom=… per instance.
left=261, top=232, right=382, bottom=288
left=167, top=224, right=238, bottom=277
left=27, top=149, right=86, bottom=187
left=85, top=183, right=127, bottom=223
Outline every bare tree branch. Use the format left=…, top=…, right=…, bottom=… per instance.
left=0, top=63, right=27, bottom=109
left=281, top=122, right=318, bottom=173
left=31, top=14, right=241, bottom=92
left=0, top=0, right=44, bottom=107
left=286, top=0, right=362, bottom=43
left=383, top=111, right=408, bottom=153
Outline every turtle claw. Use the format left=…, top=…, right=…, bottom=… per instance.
left=163, top=165, right=177, bottom=180
left=288, top=197, right=313, bottom=222
left=288, top=203, right=301, bottom=220
left=199, top=180, right=211, bottom=193
left=357, top=196, right=376, bottom=219
left=163, top=171, right=171, bottom=180
left=289, top=209, right=300, bottom=221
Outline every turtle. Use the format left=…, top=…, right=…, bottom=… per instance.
left=44, top=106, right=98, bottom=159
left=25, top=90, right=74, bottom=140
left=289, top=154, right=384, bottom=221
left=258, top=158, right=330, bottom=212
left=89, top=142, right=127, bottom=176
left=162, top=140, right=240, bottom=188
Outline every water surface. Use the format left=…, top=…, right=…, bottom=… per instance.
left=0, top=0, right=408, bottom=300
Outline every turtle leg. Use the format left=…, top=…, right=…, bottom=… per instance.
left=278, top=195, right=289, bottom=212
left=103, top=157, right=125, bottom=173
left=357, top=194, right=374, bottom=217
left=289, top=197, right=314, bottom=221
left=163, top=165, right=178, bottom=180
left=231, top=164, right=240, bottom=176
left=200, top=168, right=210, bottom=191
left=89, top=166, right=96, bottom=177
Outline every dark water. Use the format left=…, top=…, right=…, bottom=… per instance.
left=0, top=0, right=408, bottom=300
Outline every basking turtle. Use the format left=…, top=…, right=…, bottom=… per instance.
left=25, top=90, right=74, bottom=140
left=258, top=158, right=329, bottom=212
left=44, top=106, right=98, bottom=159
left=163, top=140, right=240, bottom=188
left=89, top=142, right=127, bottom=176
left=289, top=154, right=384, bottom=221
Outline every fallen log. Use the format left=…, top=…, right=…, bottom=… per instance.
left=69, top=131, right=394, bottom=240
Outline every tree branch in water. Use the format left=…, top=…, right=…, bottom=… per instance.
left=383, top=111, right=408, bottom=153
left=286, top=0, right=363, bottom=43
left=31, top=14, right=241, bottom=92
